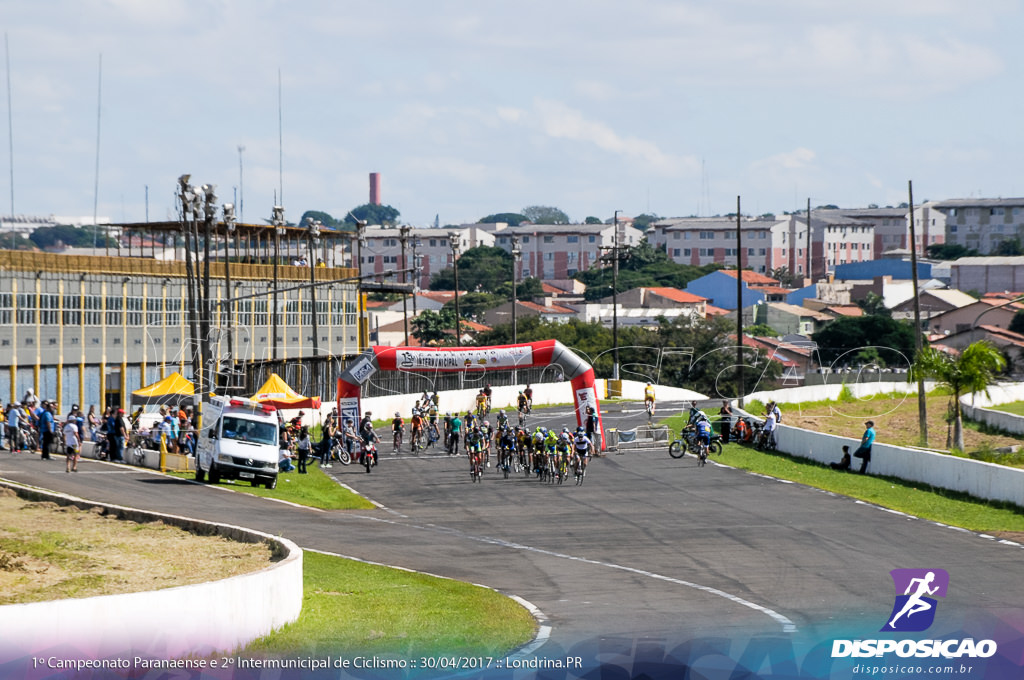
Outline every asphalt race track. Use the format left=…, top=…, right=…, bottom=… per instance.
left=3, top=401, right=1022, bottom=663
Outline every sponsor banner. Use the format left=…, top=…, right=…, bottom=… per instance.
left=338, top=397, right=360, bottom=425
left=389, top=346, right=535, bottom=372
left=347, top=356, right=377, bottom=385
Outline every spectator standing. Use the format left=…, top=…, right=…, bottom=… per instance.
left=63, top=416, right=81, bottom=472
left=0, top=400, right=5, bottom=450
left=853, top=421, right=875, bottom=474
left=585, top=406, right=598, bottom=440
left=718, top=400, right=734, bottom=443
left=87, top=405, right=99, bottom=440
left=39, top=401, right=57, bottom=460
left=107, top=408, right=127, bottom=462
left=296, top=426, right=311, bottom=474
left=7, top=403, right=22, bottom=453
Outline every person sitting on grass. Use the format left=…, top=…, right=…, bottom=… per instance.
left=830, top=445, right=852, bottom=471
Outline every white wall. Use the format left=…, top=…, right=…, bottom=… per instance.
left=0, top=484, right=303, bottom=659
left=959, top=382, right=1024, bottom=435
left=737, top=382, right=1024, bottom=508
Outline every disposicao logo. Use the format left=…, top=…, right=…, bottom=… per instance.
left=832, top=568, right=998, bottom=659
left=882, top=568, right=949, bottom=633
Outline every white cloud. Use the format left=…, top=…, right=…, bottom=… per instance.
left=751, top=148, right=817, bottom=173
left=531, top=99, right=698, bottom=176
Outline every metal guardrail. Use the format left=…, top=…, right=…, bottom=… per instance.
left=606, top=424, right=671, bottom=453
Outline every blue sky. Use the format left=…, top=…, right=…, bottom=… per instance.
left=3, top=0, right=1022, bottom=226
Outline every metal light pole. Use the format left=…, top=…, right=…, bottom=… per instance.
left=399, top=225, right=411, bottom=346
left=511, top=236, right=521, bottom=344
left=449, top=231, right=462, bottom=347
left=353, top=217, right=368, bottom=349
left=305, top=217, right=321, bottom=393
left=178, top=176, right=201, bottom=395
left=271, top=205, right=285, bottom=361
left=612, top=210, right=621, bottom=380
left=411, top=235, right=421, bottom=318
left=222, top=202, right=236, bottom=378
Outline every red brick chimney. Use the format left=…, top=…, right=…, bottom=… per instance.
left=369, top=172, right=381, bottom=205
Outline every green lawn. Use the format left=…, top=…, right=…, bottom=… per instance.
left=167, top=465, right=375, bottom=510
left=987, top=400, right=1024, bottom=417
left=246, top=550, right=536, bottom=657
left=661, top=413, right=1024, bottom=532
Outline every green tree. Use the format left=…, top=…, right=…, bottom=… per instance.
left=584, top=216, right=603, bottom=225
left=522, top=205, right=570, bottom=224
left=575, top=238, right=719, bottom=301
left=857, top=291, right=891, bottom=317
left=442, top=291, right=505, bottom=318
left=344, top=203, right=401, bottom=227
left=298, top=210, right=345, bottom=229
left=909, top=341, right=1007, bottom=451
left=631, top=213, right=661, bottom=229
left=411, top=309, right=460, bottom=346
left=769, top=266, right=801, bottom=288
left=493, top=276, right=544, bottom=301
left=1010, top=310, right=1024, bottom=335
left=30, top=225, right=116, bottom=249
left=478, top=212, right=529, bottom=226
left=746, top=323, right=781, bottom=337
left=926, top=243, right=977, bottom=260
left=812, top=316, right=919, bottom=368
left=994, top=237, right=1023, bottom=256
left=428, top=246, right=514, bottom=293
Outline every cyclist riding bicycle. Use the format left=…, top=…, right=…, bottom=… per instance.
left=496, top=409, right=508, bottom=430
left=410, top=410, right=425, bottom=451
left=644, top=383, right=656, bottom=416
left=523, top=385, right=533, bottom=412
left=573, top=427, right=593, bottom=474
left=482, top=384, right=493, bottom=411
left=475, top=390, right=488, bottom=417
left=695, top=417, right=712, bottom=451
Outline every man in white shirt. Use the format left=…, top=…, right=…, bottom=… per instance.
left=63, top=417, right=81, bottom=472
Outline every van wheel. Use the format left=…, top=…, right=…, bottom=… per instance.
left=265, top=477, right=277, bottom=490
left=208, top=463, right=221, bottom=484
left=194, top=461, right=206, bottom=482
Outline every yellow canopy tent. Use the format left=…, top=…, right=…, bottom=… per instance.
left=131, top=372, right=196, bottom=406
left=251, top=373, right=321, bottom=410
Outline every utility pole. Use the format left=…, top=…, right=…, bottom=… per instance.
left=610, top=211, right=623, bottom=380
left=449, top=231, right=462, bottom=347
left=200, top=185, right=217, bottom=396
left=736, top=196, right=745, bottom=406
left=399, top=225, right=411, bottom=346
left=909, top=180, right=928, bottom=446
left=271, top=205, right=285, bottom=361
left=178, top=176, right=200, bottom=401
left=806, top=198, right=811, bottom=281
left=222, top=202, right=236, bottom=382
left=511, top=236, right=521, bottom=344
left=306, top=217, right=321, bottom=393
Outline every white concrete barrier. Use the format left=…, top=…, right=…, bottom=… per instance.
left=960, top=382, right=1024, bottom=435
left=735, top=382, right=1024, bottom=508
left=0, top=484, right=303, bottom=660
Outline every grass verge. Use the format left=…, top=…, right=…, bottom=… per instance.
left=662, top=414, right=1024, bottom=534
left=166, top=465, right=375, bottom=510
left=245, top=550, right=536, bottom=657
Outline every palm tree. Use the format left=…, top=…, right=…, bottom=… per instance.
left=909, top=341, right=1007, bottom=451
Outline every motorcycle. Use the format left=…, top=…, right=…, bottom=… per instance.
left=361, top=439, right=378, bottom=473
left=669, top=425, right=723, bottom=459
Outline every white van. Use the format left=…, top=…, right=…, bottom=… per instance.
left=195, top=396, right=280, bottom=489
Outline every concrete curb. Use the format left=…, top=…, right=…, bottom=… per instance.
left=0, top=481, right=303, bottom=660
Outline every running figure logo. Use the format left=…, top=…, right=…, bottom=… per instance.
left=882, top=568, right=949, bottom=632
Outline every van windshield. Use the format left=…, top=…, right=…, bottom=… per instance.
left=221, top=416, right=277, bottom=446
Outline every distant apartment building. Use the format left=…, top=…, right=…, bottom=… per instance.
left=491, top=223, right=644, bottom=283
left=646, top=217, right=786, bottom=274
left=929, top=198, right=1024, bottom=254
left=647, top=212, right=876, bottom=280
left=812, top=207, right=943, bottom=257
left=359, top=226, right=495, bottom=291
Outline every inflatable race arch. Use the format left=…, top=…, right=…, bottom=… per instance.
left=337, top=340, right=605, bottom=449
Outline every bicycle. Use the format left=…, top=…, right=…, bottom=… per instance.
left=410, top=428, right=424, bottom=453
left=426, top=422, right=440, bottom=449
left=518, top=408, right=527, bottom=428
left=645, top=399, right=655, bottom=421
left=392, top=428, right=403, bottom=453
left=572, top=453, right=588, bottom=485
left=469, top=448, right=484, bottom=482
